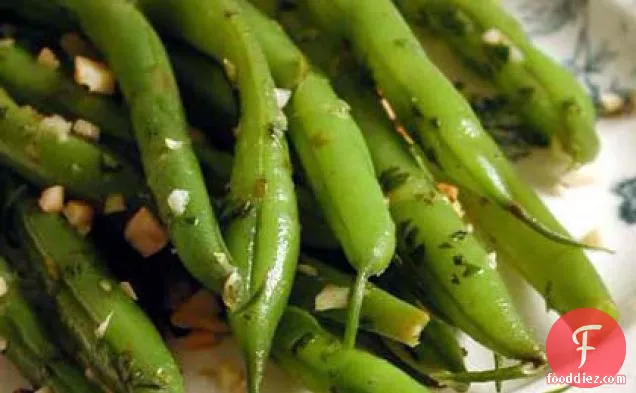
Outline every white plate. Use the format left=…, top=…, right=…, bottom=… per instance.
left=2, top=0, right=636, bottom=392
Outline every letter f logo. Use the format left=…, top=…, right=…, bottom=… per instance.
left=572, top=324, right=602, bottom=368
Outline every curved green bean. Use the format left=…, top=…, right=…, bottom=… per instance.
left=238, top=0, right=396, bottom=348
left=5, top=196, right=184, bottom=393
left=58, top=0, right=235, bottom=294
left=273, top=307, right=431, bottom=393
left=136, top=1, right=301, bottom=391
left=395, top=0, right=599, bottom=164
left=0, top=257, right=104, bottom=393
left=461, top=188, right=618, bottom=318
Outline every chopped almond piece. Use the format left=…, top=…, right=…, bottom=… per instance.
left=38, top=185, right=65, bottom=213
left=74, top=56, right=116, bottom=95
left=63, top=200, right=94, bottom=235
left=36, top=48, right=60, bottom=69
left=124, top=207, right=168, bottom=257
left=171, top=289, right=224, bottom=331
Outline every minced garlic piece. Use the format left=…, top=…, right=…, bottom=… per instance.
left=315, top=285, right=350, bottom=311
left=167, top=189, right=190, bottom=216
left=165, top=138, right=184, bottom=150
left=74, top=56, right=116, bottom=95
left=274, top=88, right=292, bottom=109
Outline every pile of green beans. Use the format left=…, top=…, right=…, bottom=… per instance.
left=0, top=0, right=616, bottom=392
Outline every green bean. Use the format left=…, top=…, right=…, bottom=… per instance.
left=291, top=256, right=429, bottom=347
left=273, top=307, right=431, bottom=393
left=0, top=87, right=143, bottom=203
left=238, top=0, right=396, bottom=348
left=284, top=0, right=599, bottom=249
left=288, top=73, right=396, bottom=347
left=55, top=0, right=235, bottom=294
left=0, top=257, right=104, bottom=393
left=4, top=195, right=184, bottom=393
left=395, top=0, right=599, bottom=164
left=135, top=1, right=300, bottom=391
left=461, top=188, right=619, bottom=318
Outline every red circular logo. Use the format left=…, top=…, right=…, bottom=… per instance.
left=546, top=308, right=626, bottom=388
